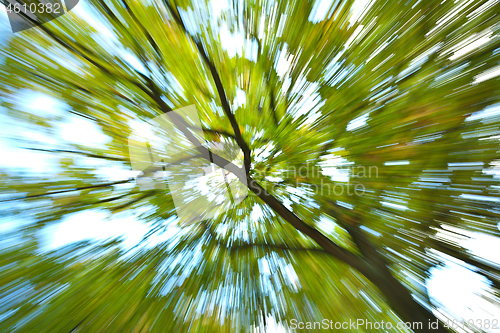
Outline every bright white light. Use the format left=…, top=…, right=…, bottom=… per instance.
left=466, top=103, right=500, bottom=121
left=450, top=35, right=491, bottom=60
left=381, top=201, right=408, bottom=211
left=265, top=176, right=284, bottom=182
left=474, top=64, right=500, bottom=84
left=349, top=0, right=374, bottom=25
left=121, top=51, right=147, bottom=74
left=0, top=137, right=58, bottom=173
left=320, top=155, right=352, bottom=182
left=347, top=113, right=369, bottom=131
left=384, top=160, right=410, bottom=166
left=250, top=204, right=264, bottom=221
left=233, top=88, right=247, bottom=109
left=345, top=25, right=364, bottom=49
left=73, top=2, right=116, bottom=41
left=219, top=24, right=246, bottom=58
left=459, top=194, right=500, bottom=203
left=59, top=117, right=110, bottom=148
left=40, top=210, right=178, bottom=251
left=337, top=200, right=354, bottom=209
left=28, top=94, right=66, bottom=117
left=428, top=260, right=500, bottom=330
left=44, top=210, right=146, bottom=249
left=309, top=0, right=336, bottom=23
left=210, top=0, right=230, bottom=19
left=448, top=162, right=483, bottom=167
left=275, top=44, right=292, bottom=78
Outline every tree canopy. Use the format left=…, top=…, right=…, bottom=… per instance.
left=1, top=0, right=500, bottom=332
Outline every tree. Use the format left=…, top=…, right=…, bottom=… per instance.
left=1, top=0, right=500, bottom=332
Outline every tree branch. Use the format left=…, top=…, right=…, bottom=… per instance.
left=245, top=178, right=366, bottom=271
left=23, top=148, right=125, bottom=162
left=18, top=10, right=159, bottom=111
left=431, top=240, right=500, bottom=289
left=162, top=111, right=247, bottom=182
left=269, top=84, right=279, bottom=126
left=164, top=2, right=252, bottom=172
left=202, top=128, right=238, bottom=141
left=24, top=1, right=363, bottom=273
left=137, top=153, right=204, bottom=178
left=0, top=179, right=133, bottom=203
left=225, top=242, right=328, bottom=254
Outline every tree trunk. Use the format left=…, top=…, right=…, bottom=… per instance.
left=359, top=261, right=449, bottom=332
left=247, top=178, right=450, bottom=332
left=343, top=220, right=450, bottom=332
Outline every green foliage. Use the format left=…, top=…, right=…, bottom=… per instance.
left=1, top=0, right=500, bottom=332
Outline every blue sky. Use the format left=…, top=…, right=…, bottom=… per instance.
left=1, top=0, right=500, bottom=331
